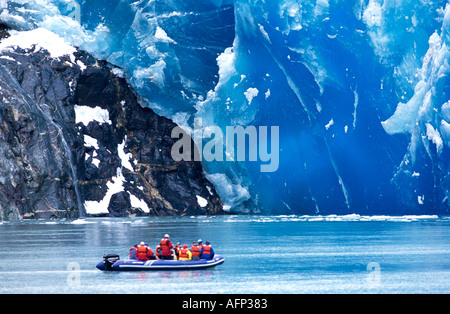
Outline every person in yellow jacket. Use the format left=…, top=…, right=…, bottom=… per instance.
left=178, top=244, right=192, bottom=261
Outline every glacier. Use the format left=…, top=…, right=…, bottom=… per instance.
left=0, top=0, right=449, bottom=215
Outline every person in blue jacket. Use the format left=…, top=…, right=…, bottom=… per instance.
left=129, top=244, right=138, bottom=259
left=199, top=241, right=214, bottom=260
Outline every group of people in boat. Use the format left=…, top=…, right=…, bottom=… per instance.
left=129, top=234, right=215, bottom=261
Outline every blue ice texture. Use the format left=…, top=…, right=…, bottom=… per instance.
left=1, top=0, right=449, bottom=215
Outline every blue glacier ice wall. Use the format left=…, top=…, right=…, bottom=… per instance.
left=199, top=0, right=450, bottom=215
left=1, top=0, right=449, bottom=214
left=0, top=0, right=235, bottom=118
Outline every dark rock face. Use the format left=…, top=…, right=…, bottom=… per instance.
left=0, top=26, right=222, bottom=220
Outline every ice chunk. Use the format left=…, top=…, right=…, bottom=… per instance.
left=216, top=47, right=237, bottom=87
left=440, top=120, right=450, bottom=146
left=425, top=123, right=443, bottom=154
left=111, top=67, right=125, bottom=78
left=244, top=87, right=259, bottom=105
left=363, top=0, right=382, bottom=27
left=325, top=119, right=334, bottom=130
left=441, top=101, right=450, bottom=122
left=418, top=195, right=424, bottom=205
left=71, top=219, right=96, bottom=225
left=205, top=173, right=251, bottom=211
left=0, top=9, right=27, bottom=29
left=133, top=61, right=167, bottom=89
left=155, top=26, right=177, bottom=44
left=314, top=0, right=329, bottom=17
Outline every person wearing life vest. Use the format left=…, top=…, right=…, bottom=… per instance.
left=200, top=241, right=214, bottom=260
left=160, top=234, right=173, bottom=260
left=155, top=245, right=162, bottom=260
left=129, top=244, right=138, bottom=259
left=178, top=244, right=192, bottom=261
left=191, top=240, right=201, bottom=260
left=137, top=242, right=154, bottom=261
left=173, top=242, right=181, bottom=260
left=147, top=243, right=156, bottom=260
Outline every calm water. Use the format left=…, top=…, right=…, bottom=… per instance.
left=0, top=215, right=449, bottom=294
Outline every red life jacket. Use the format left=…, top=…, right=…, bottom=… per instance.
left=179, top=248, right=190, bottom=259
left=202, top=245, right=212, bottom=256
left=191, top=245, right=200, bottom=257
left=160, top=238, right=172, bottom=256
left=137, top=245, right=149, bottom=261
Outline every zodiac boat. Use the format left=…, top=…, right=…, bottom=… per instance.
left=96, top=254, right=225, bottom=271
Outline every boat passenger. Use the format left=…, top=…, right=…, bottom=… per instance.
left=137, top=242, right=154, bottom=261
left=173, top=242, right=181, bottom=260
left=129, top=244, right=138, bottom=259
left=191, top=241, right=201, bottom=260
left=155, top=245, right=162, bottom=260
left=160, top=234, right=174, bottom=260
left=200, top=241, right=214, bottom=260
left=178, top=244, right=192, bottom=261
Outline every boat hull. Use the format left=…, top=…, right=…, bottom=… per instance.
left=96, top=255, right=225, bottom=271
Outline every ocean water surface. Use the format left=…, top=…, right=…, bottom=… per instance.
left=0, top=215, right=449, bottom=294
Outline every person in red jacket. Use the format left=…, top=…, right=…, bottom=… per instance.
left=136, top=242, right=154, bottom=261
left=160, top=234, right=173, bottom=260
left=191, top=240, right=202, bottom=260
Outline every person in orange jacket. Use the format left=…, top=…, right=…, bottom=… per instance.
left=136, top=242, right=154, bottom=261
left=160, top=234, right=174, bottom=260
left=191, top=240, right=201, bottom=260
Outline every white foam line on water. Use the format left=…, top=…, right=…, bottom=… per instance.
left=0, top=214, right=444, bottom=226
left=222, top=214, right=441, bottom=223
left=0, top=270, right=98, bottom=275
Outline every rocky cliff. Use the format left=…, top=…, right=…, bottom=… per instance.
left=0, top=25, right=223, bottom=220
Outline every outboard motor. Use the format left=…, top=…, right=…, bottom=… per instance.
left=102, top=254, right=120, bottom=271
